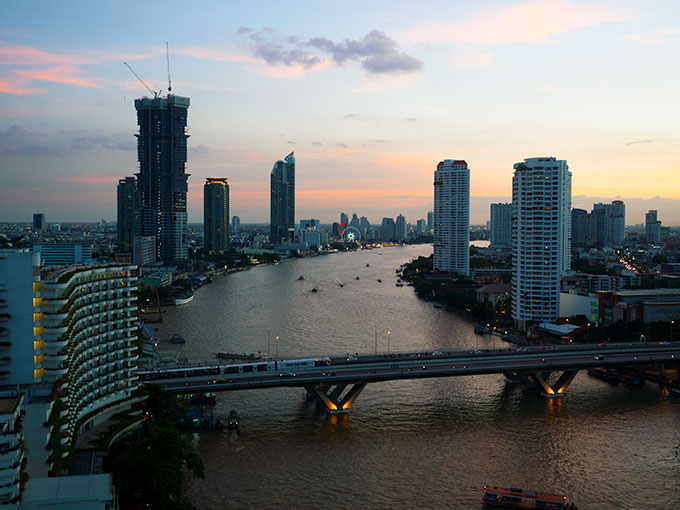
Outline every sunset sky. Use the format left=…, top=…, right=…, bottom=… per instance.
left=1, top=0, right=679, bottom=225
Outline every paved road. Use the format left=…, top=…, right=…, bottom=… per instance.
left=143, top=342, right=680, bottom=394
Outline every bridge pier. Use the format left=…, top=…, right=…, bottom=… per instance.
left=506, top=370, right=579, bottom=397
left=305, top=383, right=367, bottom=413
left=529, top=370, right=579, bottom=397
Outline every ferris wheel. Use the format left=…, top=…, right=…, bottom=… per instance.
left=342, top=226, right=361, bottom=243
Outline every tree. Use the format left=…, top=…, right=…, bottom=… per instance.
left=105, top=385, right=204, bottom=510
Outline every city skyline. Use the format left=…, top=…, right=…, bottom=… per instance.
left=1, top=1, right=680, bottom=225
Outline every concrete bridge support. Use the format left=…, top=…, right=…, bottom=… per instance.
left=529, top=370, right=579, bottom=397
left=505, top=370, right=579, bottom=397
left=305, top=383, right=367, bottom=413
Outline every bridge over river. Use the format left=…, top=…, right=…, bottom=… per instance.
left=138, top=342, right=680, bottom=413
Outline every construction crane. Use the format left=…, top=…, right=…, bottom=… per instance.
left=123, top=62, right=160, bottom=98
left=166, top=42, right=172, bottom=93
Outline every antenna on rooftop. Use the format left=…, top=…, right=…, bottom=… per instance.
left=166, top=42, right=172, bottom=94
left=123, top=62, right=159, bottom=98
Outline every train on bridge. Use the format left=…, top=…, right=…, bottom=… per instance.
left=138, top=357, right=332, bottom=382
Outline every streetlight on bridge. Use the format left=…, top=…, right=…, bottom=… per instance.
left=276, top=336, right=279, bottom=360
left=387, top=330, right=391, bottom=355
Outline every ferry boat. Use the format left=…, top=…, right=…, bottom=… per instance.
left=483, top=485, right=574, bottom=509
left=228, top=410, right=240, bottom=430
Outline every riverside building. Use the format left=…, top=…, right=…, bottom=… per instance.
left=270, top=152, right=295, bottom=245
left=511, top=157, right=571, bottom=329
left=204, top=178, right=230, bottom=253
left=0, top=249, right=140, bottom=483
left=433, top=159, right=470, bottom=276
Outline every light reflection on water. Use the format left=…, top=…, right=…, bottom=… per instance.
left=155, top=246, right=680, bottom=510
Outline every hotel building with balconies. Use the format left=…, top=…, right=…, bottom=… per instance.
left=0, top=249, right=140, bottom=483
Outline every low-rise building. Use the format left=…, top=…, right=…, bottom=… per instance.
left=597, top=288, right=680, bottom=325
left=475, top=284, right=511, bottom=304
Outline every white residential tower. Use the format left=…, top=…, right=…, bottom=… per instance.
left=433, top=159, right=470, bottom=276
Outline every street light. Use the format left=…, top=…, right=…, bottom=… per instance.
left=671, top=320, right=675, bottom=342
left=387, top=331, right=391, bottom=355
left=586, top=323, right=590, bottom=344
left=275, top=335, right=279, bottom=360
left=374, top=325, right=378, bottom=355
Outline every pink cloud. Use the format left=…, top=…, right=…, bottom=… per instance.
left=249, top=59, right=333, bottom=79
left=0, top=41, right=92, bottom=66
left=177, top=46, right=258, bottom=64
left=14, top=66, right=102, bottom=89
left=0, top=79, right=43, bottom=95
left=0, top=41, right=105, bottom=94
left=53, top=174, right=119, bottom=185
left=407, top=0, right=627, bottom=44
left=628, top=28, right=680, bottom=45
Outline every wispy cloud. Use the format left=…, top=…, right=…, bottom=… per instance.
left=176, top=46, right=258, bottom=64
left=407, top=0, right=626, bottom=44
left=624, top=139, right=661, bottom=146
left=0, top=125, right=135, bottom=156
left=628, top=28, right=680, bottom=45
left=308, top=30, right=423, bottom=74
left=0, top=41, right=108, bottom=94
left=236, top=28, right=423, bottom=76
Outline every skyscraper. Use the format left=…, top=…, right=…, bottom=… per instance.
left=32, top=213, right=45, bottom=231
left=490, top=203, right=512, bottom=249
left=380, top=217, right=396, bottom=241
left=571, top=208, right=589, bottom=247
left=512, top=157, right=571, bottom=328
left=270, top=152, right=295, bottom=245
left=232, top=216, right=241, bottom=233
left=117, top=176, right=137, bottom=253
left=395, top=214, right=407, bottom=241
left=645, top=210, right=661, bottom=244
left=359, top=216, right=370, bottom=239
left=204, top=178, right=229, bottom=253
left=340, top=212, right=349, bottom=227
left=609, top=200, right=625, bottom=245
left=350, top=213, right=359, bottom=229
left=427, top=211, right=433, bottom=232
left=135, top=94, right=190, bottom=263
left=433, top=160, right=470, bottom=275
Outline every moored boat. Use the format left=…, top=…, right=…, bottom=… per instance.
left=311, top=287, right=318, bottom=293
left=298, top=275, right=305, bottom=280
left=170, top=333, right=185, bottom=344
left=483, top=485, right=574, bottom=509
left=213, top=351, right=262, bottom=360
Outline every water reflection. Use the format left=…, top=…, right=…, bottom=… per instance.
left=151, top=246, right=680, bottom=510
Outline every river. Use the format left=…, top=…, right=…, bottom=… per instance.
left=155, top=245, right=680, bottom=510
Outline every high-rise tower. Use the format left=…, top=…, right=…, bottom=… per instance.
left=135, top=94, right=190, bottom=263
left=204, top=178, right=230, bottom=253
left=490, top=203, right=512, bottom=249
left=512, top=157, right=571, bottom=329
left=117, top=176, right=138, bottom=253
left=270, top=152, right=295, bottom=245
left=433, top=159, right=470, bottom=275
left=645, top=210, right=661, bottom=244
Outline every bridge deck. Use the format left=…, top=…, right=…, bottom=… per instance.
left=140, top=342, right=680, bottom=397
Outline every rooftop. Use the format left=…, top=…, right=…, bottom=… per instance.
left=0, top=394, right=22, bottom=416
